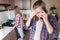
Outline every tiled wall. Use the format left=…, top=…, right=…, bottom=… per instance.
left=0, top=11, right=8, bottom=25
left=0, top=10, right=31, bottom=25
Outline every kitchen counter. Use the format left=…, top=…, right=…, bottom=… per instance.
left=0, top=26, right=30, bottom=40
left=0, top=26, right=16, bottom=40
left=0, top=25, right=60, bottom=40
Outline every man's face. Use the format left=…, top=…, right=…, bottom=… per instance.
left=15, top=7, right=20, bottom=12
left=35, top=7, right=43, bottom=18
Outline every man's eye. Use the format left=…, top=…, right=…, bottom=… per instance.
left=37, top=12, right=40, bottom=14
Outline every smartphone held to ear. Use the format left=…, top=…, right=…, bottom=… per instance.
left=42, top=7, right=47, bottom=13
left=40, top=17, right=43, bottom=20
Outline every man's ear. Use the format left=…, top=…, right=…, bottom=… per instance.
left=42, top=7, right=47, bottom=13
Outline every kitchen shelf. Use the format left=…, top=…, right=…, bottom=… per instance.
left=0, top=9, right=13, bottom=12
left=0, top=4, right=11, bottom=12
left=0, top=4, right=11, bottom=6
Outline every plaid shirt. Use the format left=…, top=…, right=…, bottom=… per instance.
left=14, top=14, right=24, bottom=28
left=29, top=15, right=58, bottom=40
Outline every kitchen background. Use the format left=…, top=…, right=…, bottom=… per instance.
left=0, top=0, right=60, bottom=40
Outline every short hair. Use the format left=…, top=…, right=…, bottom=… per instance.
left=33, top=0, right=47, bottom=13
left=33, top=0, right=47, bottom=21
left=14, top=6, right=19, bottom=9
left=33, top=0, right=44, bottom=9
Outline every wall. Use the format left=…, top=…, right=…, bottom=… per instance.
left=0, top=11, right=8, bottom=25
left=43, top=0, right=60, bottom=20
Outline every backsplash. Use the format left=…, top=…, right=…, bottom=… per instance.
left=0, top=10, right=31, bottom=25
left=0, top=11, right=8, bottom=25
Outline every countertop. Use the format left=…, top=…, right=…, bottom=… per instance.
left=0, top=24, right=60, bottom=40
left=0, top=26, right=15, bottom=40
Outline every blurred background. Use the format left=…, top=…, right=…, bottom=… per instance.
left=0, top=0, right=60, bottom=40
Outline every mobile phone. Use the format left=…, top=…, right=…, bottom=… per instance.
left=40, top=17, right=43, bottom=20
left=42, top=7, right=47, bottom=13
left=40, top=7, right=47, bottom=20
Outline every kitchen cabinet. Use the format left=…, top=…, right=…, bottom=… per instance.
left=7, top=0, right=15, bottom=9
left=23, top=0, right=30, bottom=9
left=1, top=26, right=30, bottom=40
left=0, top=0, right=15, bottom=10
left=0, top=0, right=31, bottom=10
left=24, top=30, right=30, bottom=40
left=0, top=0, right=9, bottom=4
left=3, top=28, right=18, bottom=40
left=15, top=0, right=31, bottom=10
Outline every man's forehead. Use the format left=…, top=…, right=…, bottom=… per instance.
left=35, top=7, right=43, bottom=12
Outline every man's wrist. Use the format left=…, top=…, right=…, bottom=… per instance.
left=30, top=16, right=33, bottom=20
left=44, top=19, right=49, bottom=23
